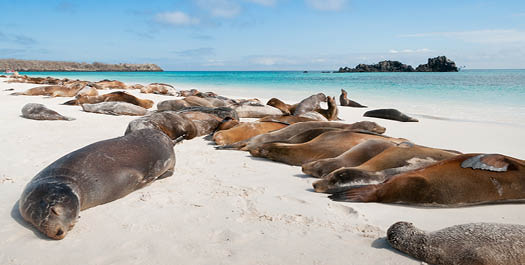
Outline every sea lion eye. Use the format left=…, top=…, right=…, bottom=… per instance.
left=50, top=206, right=62, bottom=216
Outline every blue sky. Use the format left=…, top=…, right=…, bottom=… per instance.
left=1, top=0, right=525, bottom=70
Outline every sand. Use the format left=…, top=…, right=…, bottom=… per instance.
left=0, top=76, right=524, bottom=265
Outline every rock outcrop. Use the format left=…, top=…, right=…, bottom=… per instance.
left=0, top=59, right=163, bottom=72
left=337, top=56, right=458, bottom=73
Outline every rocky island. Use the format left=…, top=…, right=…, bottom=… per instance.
left=0, top=59, right=163, bottom=72
left=337, top=56, right=458, bottom=72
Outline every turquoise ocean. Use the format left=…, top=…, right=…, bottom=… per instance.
left=22, top=70, right=525, bottom=126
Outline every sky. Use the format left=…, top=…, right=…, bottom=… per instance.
left=1, top=0, right=525, bottom=70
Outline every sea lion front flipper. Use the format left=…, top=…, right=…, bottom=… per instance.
left=461, top=154, right=509, bottom=172
left=328, top=184, right=379, bottom=202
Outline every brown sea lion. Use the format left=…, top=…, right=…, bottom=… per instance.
left=387, top=222, right=525, bottom=265
left=250, top=131, right=405, bottom=166
left=175, top=106, right=239, bottom=121
left=11, top=85, right=83, bottom=97
left=95, top=80, right=127, bottom=89
left=184, top=96, right=227, bottom=108
left=62, top=91, right=154, bottom=109
left=18, top=129, right=175, bottom=239
left=217, top=121, right=386, bottom=151
left=313, top=142, right=460, bottom=193
left=293, top=93, right=327, bottom=115
left=125, top=111, right=198, bottom=140
left=213, top=121, right=289, bottom=146
left=177, top=89, right=199, bottom=97
left=179, top=111, right=223, bottom=136
left=81, top=102, right=148, bottom=116
left=339, top=89, right=367, bottom=107
left=140, top=83, right=176, bottom=95
left=315, top=96, right=338, bottom=120
left=302, top=139, right=395, bottom=178
left=364, top=108, right=418, bottom=122
left=21, top=103, right=74, bottom=121
left=157, top=99, right=191, bottom=111
left=75, top=84, right=99, bottom=97
left=329, top=153, right=525, bottom=205
left=259, top=115, right=316, bottom=124
left=266, top=98, right=297, bottom=115
left=128, top=84, right=144, bottom=90
left=233, top=104, right=283, bottom=118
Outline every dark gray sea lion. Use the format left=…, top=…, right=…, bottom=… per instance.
left=233, top=104, right=283, bottom=118
left=18, top=129, right=175, bottom=239
left=329, top=153, right=525, bottom=205
left=125, top=111, right=198, bottom=140
left=293, top=93, right=327, bottom=115
left=21, top=103, right=74, bottom=121
left=387, top=221, right=525, bottom=265
left=157, top=99, right=191, bottom=111
left=339, top=89, right=367, bottom=107
left=174, top=106, right=239, bottom=121
left=81, top=102, right=148, bottom=116
left=363, top=108, right=418, bottom=122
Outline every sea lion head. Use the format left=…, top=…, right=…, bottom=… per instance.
left=341, top=89, right=347, bottom=96
left=316, top=93, right=327, bottom=102
left=19, top=182, right=80, bottom=240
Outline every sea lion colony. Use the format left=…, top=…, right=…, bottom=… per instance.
left=7, top=74, right=525, bottom=263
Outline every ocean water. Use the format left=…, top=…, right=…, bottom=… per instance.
left=22, top=70, right=525, bottom=126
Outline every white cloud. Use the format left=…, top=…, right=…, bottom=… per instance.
left=197, top=0, right=241, bottom=18
left=399, top=29, right=525, bottom=44
left=155, top=11, right=200, bottom=26
left=389, top=48, right=431, bottom=54
left=246, top=0, right=276, bottom=6
left=306, top=0, right=346, bottom=11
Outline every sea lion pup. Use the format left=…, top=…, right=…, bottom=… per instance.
left=302, top=139, right=396, bottom=178
left=250, top=131, right=405, bottom=166
left=266, top=98, right=297, bottom=115
left=125, top=111, right=198, bottom=140
left=329, top=153, right=525, bottom=205
left=62, top=91, right=154, bottom=109
left=364, top=108, right=418, bottom=122
left=81, top=102, right=148, bottom=116
left=18, top=129, right=176, bottom=240
left=339, top=89, right=366, bottom=108
left=293, top=93, right=327, bottom=115
left=259, top=115, right=316, bottom=124
left=217, top=121, right=386, bottom=150
left=21, top=103, right=75, bottom=121
left=387, top=222, right=525, bottom=265
left=315, top=96, right=338, bottom=121
left=140, top=83, right=176, bottom=95
left=213, top=121, right=289, bottom=146
left=11, top=85, right=83, bottom=97
left=313, top=142, right=460, bottom=193
left=94, top=79, right=127, bottom=89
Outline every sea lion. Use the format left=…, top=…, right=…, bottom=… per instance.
left=259, top=115, right=316, bottom=124
left=250, top=131, right=405, bottom=166
left=313, top=142, right=460, bottom=193
left=387, top=221, right=525, bottom=265
left=233, top=104, right=283, bottom=118
left=62, top=91, right=154, bottom=109
left=302, top=139, right=395, bottom=178
left=179, top=111, right=223, bottom=136
left=213, top=121, right=289, bottom=146
left=297, top=111, right=328, bottom=121
left=21, top=103, right=74, bottom=121
left=81, top=102, right=148, bottom=116
left=128, top=84, right=144, bottom=90
left=364, top=108, right=418, bottom=122
left=95, top=80, right=127, bottom=89
left=75, top=83, right=99, bottom=97
left=266, top=98, right=297, bottom=115
left=125, top=111, right=198, bottom=140
left=184, top=96, right=226, bottom=108
left=177, top=89, right=199, bottom=97
left=315, top=96, right=338, bottom=120
left=217, top=121, right=386, bottom=151
left=293, top=93, right=327, bottom=115
left=157, top=99, right=191, bottom=111
left=339, top=89, right=367, bottom=107
left=329, top=153, right=525, bottom=205
left=140, top=83, right=176, bottom=95
left=18, top=129, right=175, bottom=239
left=11, top=85, right=83, bottom=97
left=175, top=106, right=239, bottom=121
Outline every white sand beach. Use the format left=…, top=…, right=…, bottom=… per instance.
left=1, top=77, right=524, bottom=265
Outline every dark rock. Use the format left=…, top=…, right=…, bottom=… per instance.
left=416, top=56, right=458, bottom=72
left=0, top=59, right=163, bottom=72
left=338, top=61, right=415, bottom=72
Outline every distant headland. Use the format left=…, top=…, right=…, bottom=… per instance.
left=337, top=56, right=458, bottom=72
left=0, top=59, right=163, bottom=72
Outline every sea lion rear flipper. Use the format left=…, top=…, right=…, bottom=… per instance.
left=328, top=185, right=379, bottom=202
left=62, top=99, right=78, bottom=105
left=461, top=154, right=509, bottom=172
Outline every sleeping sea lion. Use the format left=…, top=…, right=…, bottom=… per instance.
left=364, top=108, right=418, bottom=122
left=259, top=115, right=316, bottom=124
left=125, top=111, right=198, bottom=140
left=21, top=103, right=74, bottom=121
left=329, top=153, right=525, bottom=206
left=11, top=85, right=83, bottom=97
left=62, top=91, right=154, bottom=109
left=18, top=129, right=175, bottom=239
left=387, top=221, right=525, bottom=265
left=339, top=89, right=366, bottom=107
left=81, top=102, right=148, bottom=116
left=95, top=80, right=127, bottom=89
left=213, top=121, right=289, bottom=146
left=140, top=83, right=176, bottom=95
left=233, top=104, right=283, bottom=118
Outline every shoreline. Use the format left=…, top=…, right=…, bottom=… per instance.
left=0, top=75, right=524, bottom=264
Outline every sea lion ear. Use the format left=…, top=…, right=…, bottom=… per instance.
left=461, top=154, right=509, bottom=172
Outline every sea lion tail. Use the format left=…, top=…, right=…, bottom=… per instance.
left=173, top=135, right=185, bottom=145
left=328, top=184, right=379, bottom=202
